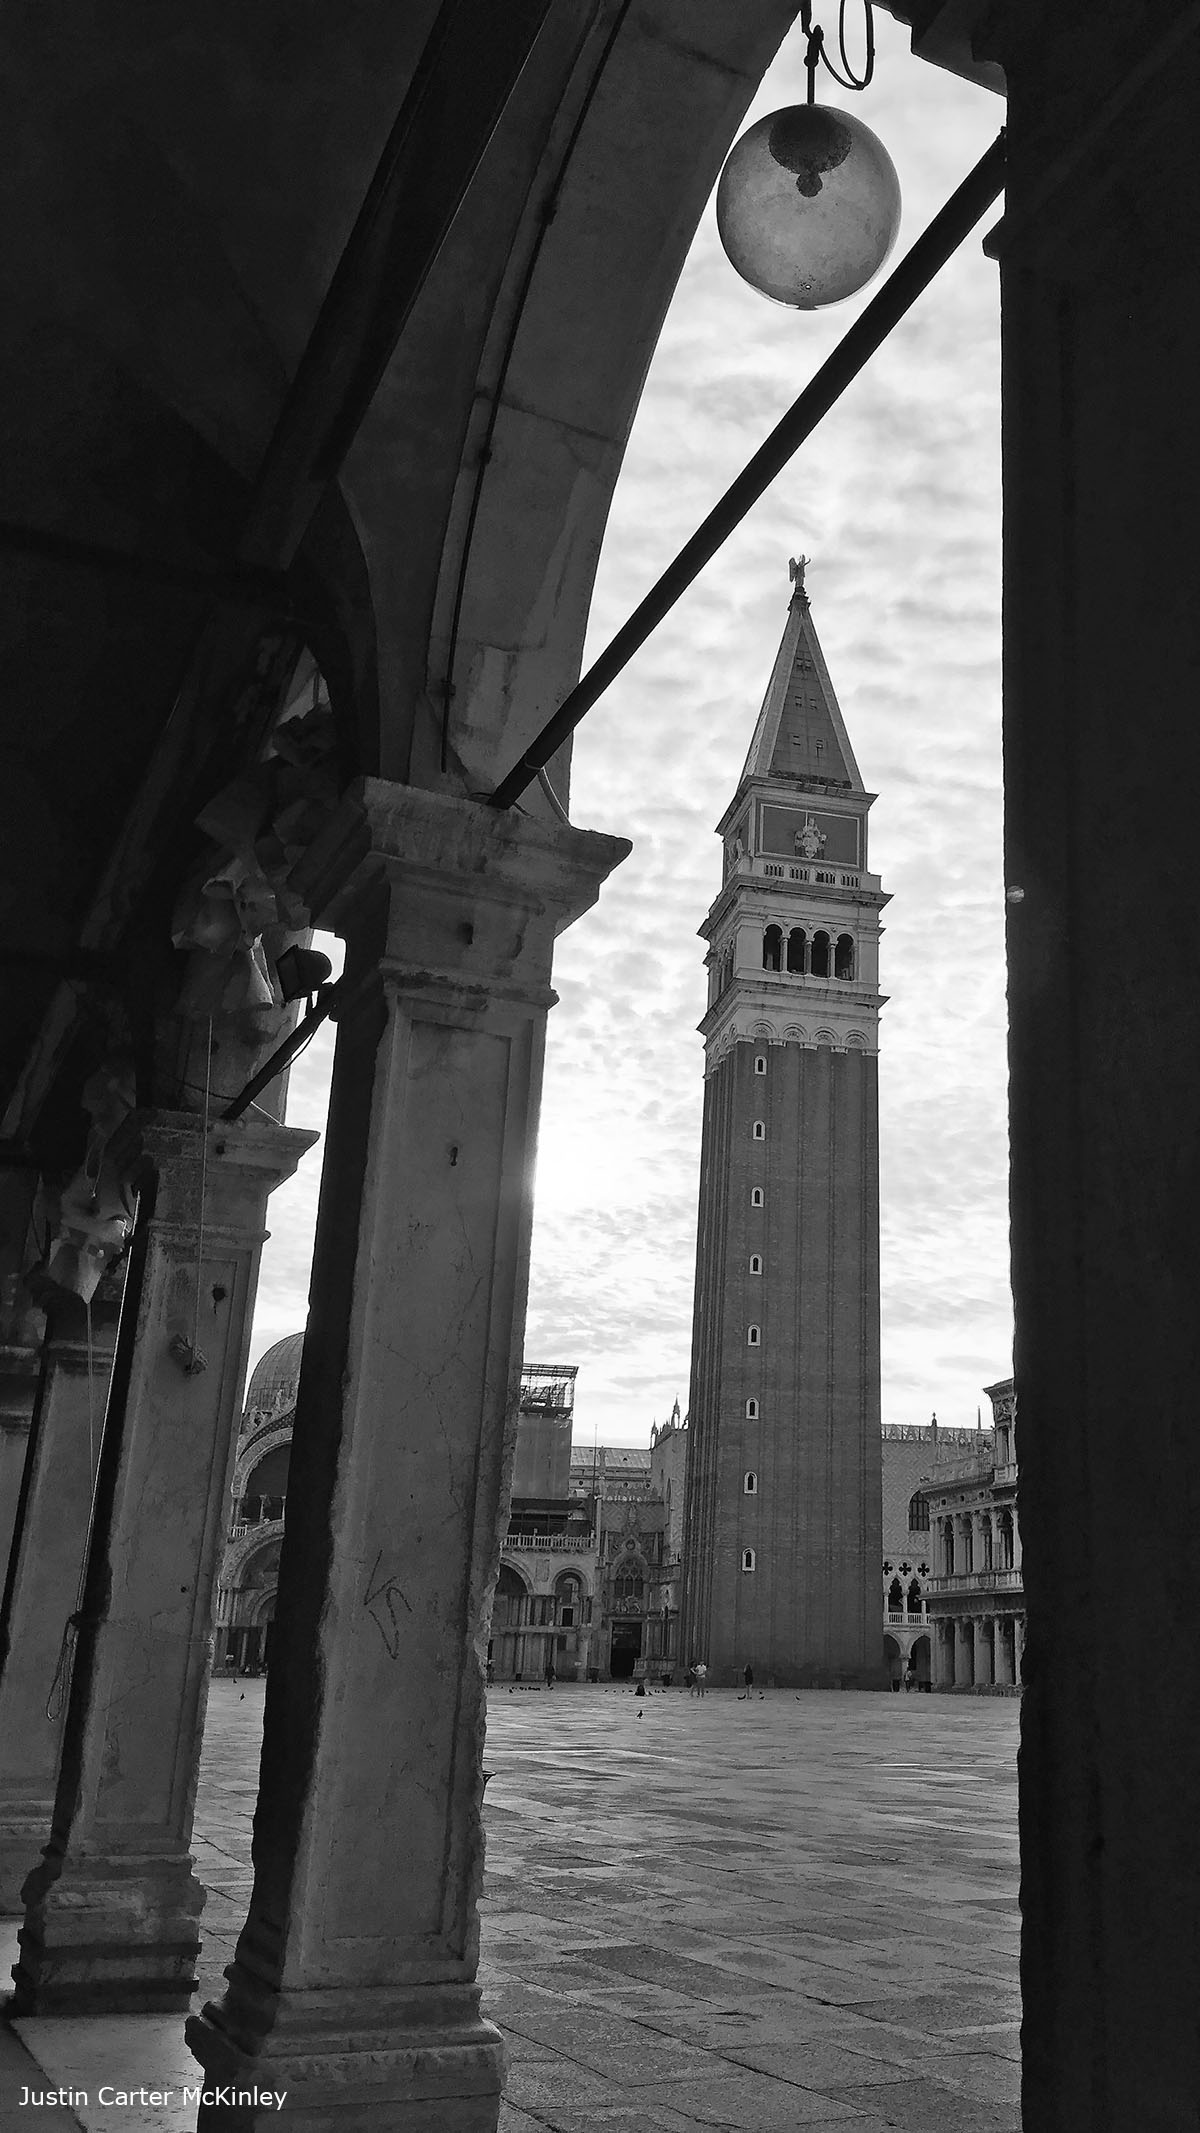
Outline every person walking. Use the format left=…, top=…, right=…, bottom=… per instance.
left=742, top=1662, right=754, bottom=1700
left=694, top=1660, right=708, bottom=1698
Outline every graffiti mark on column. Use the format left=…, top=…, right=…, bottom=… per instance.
left=365, top=1549, right=411, bottom=1658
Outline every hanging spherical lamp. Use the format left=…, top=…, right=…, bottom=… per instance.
left=716, top=103, right=901, bottom=309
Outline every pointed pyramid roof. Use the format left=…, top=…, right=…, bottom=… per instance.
left=740, top=559, right=864, bottom=791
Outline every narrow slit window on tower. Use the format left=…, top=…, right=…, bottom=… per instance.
left=741, top=1549, right=756, bottom=1572
left=763, top=924, right=783, bottom=972
left=749, top=1254, right=762, bottom=1274
left=754, top=1054, right=767, bottom=1075
left=786, top=926, right=806, bottom=974
left=835, top=933, right=855, bottom=980
left=743, top=1471, right=758, bottom=1495
left=747, top=1325, right=761, bottom=1346
left=745, top=1398, right=759, bottom=1418
left=752, top=1121, right=765, bottom=1140
left=751, top=1187, right=764, bottom=1207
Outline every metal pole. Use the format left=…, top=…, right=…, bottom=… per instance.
left=487, top=130, right=1005, bottom=812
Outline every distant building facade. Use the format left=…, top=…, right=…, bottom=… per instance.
left=923, top=1379, right=1022, bottom=1692
left=880, top=1421, right=988, bottom=1689
left=213, top=1331, right=301, bottom=1672
left=680, top=564, right=887, bottom=1687
left=492, top=1374, right=688, bottom=1683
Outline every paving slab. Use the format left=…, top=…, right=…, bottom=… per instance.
left=2, top=1682, right=1020, bottom=2133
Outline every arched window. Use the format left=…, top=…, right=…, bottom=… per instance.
left=745, top=1398, right=759, bottom=1418
left=888, top=1576, right=904, bottom=1612
left=754, top=1054, right=767, bottom=1075
left=786, top=926, right=807, bottom=973
left=747, top=1325, right=761, bottom=1346
left=749, top=1254, right=762, bottom=1274
left=556, top=1572, right=584, bottom=1628
left=493, top=1563, right=529, bottom=1629
left=835, top=933, right=855, bottom=980
left=741, top=1549, right=756, bottom=1572
left=240, top=1443, right=291, bottom=1526
left=908, top=1492, right=929, bottom=1531
left=743, top=1471, right=758, bottom=1495
left=751, top=1187, right=764, bottom=1207
left=981, top=1517, right=994, bottom=1570
left=613, top=1566, right=643, bottom=1609
left=810, top=930, right=831, bottom=978
left=997, top=1508, right=1015, bottom=1570
left=907, top=1578, right=923, bottom=1615
left=959, top=1517, right=974, bottom=1573
left=752, top=1120, right=765, bottom=1140
left=943, top=1519, right=955, bottom=1575
left=763, top=924, right=783, bottom=972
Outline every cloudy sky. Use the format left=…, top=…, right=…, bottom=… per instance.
left=250, top=15, right=1012, bottom=1447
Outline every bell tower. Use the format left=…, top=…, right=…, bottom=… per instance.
left=680, top=560, right=887, bottom=1687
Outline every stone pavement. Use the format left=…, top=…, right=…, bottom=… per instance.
left=2, top=1682, right=1020, bottom=2132
left=483, top=1685, right=1020, bottom=2133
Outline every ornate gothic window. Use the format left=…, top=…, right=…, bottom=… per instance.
left=613, top=1568, right=643, bottom=1609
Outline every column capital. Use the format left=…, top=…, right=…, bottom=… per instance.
left=291, top=779, right=630, bottom=1022
left=117, top=1111, right=318, bottom=1244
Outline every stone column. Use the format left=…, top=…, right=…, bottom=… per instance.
left=992, top=19, right=1200, bottom=2122
left=932, top=1619, right=950, bottom=1689
left=0, top=1293, right=119, bottom=1909
left=0, top=1341, right=42, bottom=1604
left=0, top=1167, right=44, bottom=1585
left=187, top=780, right=627, bottom=2133
left=12, top=1112, right=315, bottom=2012
left=954, top=1616, right=973, bottom=1689
left=973, top=1616, right=994, bottom=1689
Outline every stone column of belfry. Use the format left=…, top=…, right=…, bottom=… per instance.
left=679, top=565, right=887, bottom=1688
left=185, top=779, right=627, bottom=2132
left=0, top=1285, right=119, bottom=1910
left=12, top=1112, right=315, bottom=2011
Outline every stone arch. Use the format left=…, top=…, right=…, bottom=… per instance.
left=781, top=1023, right=808, bottom=1043
left=815, top=1027, right=837, bottom=1047
left=222, top=1523, right=286, bottom=1587
left=231, top=1422, right=294, bottom=1501
left=845, top=1029, right=868, bottom=1049
left=750, top=1020, right=776, bottom=1039
left=425, top=7, right=800, bottom=794
left=763, top=923, right=783, bottom=972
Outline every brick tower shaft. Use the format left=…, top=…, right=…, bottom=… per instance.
left=680, top=561, right=887, bottom=1689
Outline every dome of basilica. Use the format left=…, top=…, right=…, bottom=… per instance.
left=245, top=1330, right=305, bottom=1416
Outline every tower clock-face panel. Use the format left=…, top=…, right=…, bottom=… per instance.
left=759, top=803, right=863, bottom=867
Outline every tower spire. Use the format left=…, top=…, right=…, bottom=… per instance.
left=739, top=559, right=864, bottom=792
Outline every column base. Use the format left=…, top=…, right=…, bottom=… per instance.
left=0, top=1800, right=55, bottom=1913
left=11, top=1851, right=203, bottom=2013
left=186, top=1980, right=505, bottom=2132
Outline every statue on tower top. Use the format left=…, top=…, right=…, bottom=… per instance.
left=789, top=554, right=810, bottom=601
